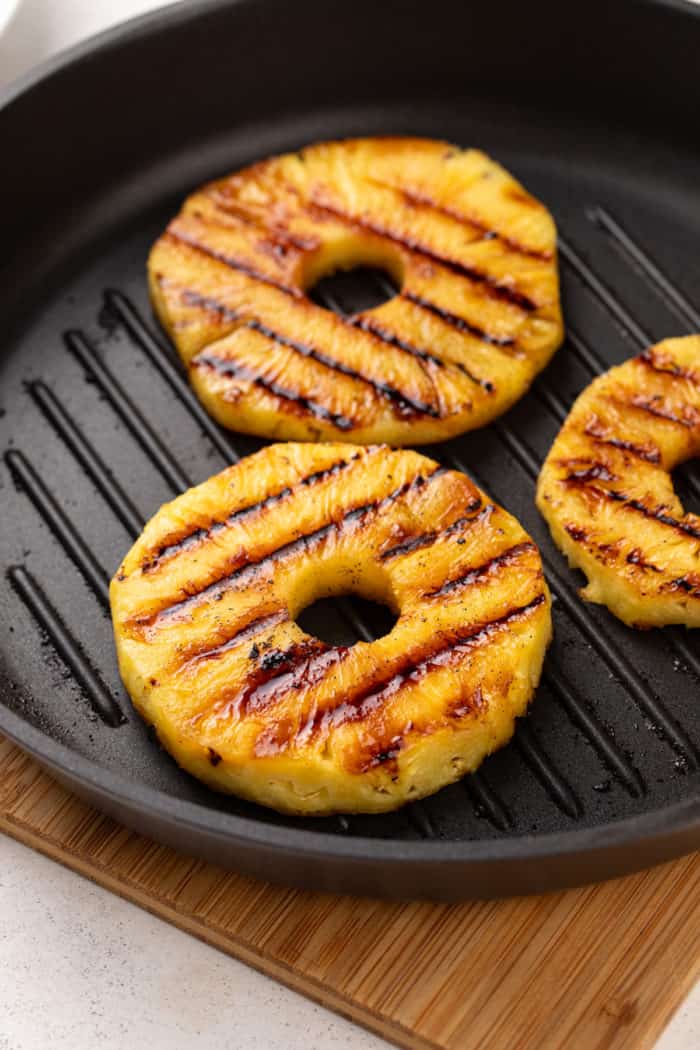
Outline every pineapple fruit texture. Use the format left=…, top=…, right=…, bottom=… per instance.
left=149, top=137, right=563, bottom=445
left=537, top=336, right=700, bottom=628
left=111, top=444, right=551, bottom=815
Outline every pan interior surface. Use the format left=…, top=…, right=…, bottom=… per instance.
left=0, top=0, right=699, bottom=898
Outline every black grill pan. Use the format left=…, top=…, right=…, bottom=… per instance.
left=1, top=0, right=699, bottom=900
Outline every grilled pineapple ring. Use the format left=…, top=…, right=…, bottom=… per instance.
left=149, top=137, right=563, bottom=445
left=111, top=444, right=551, bottom=815
left=537, top=336, right=700, bottom=628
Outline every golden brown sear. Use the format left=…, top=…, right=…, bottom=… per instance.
left=111, top=444, right=551, bottom=814
left=149, top=137, right=563, bottom=445
left=537, top=336, right=700, bottom=628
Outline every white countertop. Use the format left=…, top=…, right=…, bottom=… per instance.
left=0, top=835, right=386, bottom=1050
left=1, top=3, right=698, bottom=1048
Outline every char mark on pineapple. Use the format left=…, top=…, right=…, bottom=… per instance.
left=135, top=468, right=446, bottom=629
left=242, top=318, right=441, bottom=419
left=638, top=349, right=700, bottom=385
left=401, top=291, right=517, bottom=350
left=310, top=200, right=538, bottom=312
left=666, top=573, right=700, bottom=596
left=626, top=549, right=662, bottom=574
left=248, top=593, right=546, bottom=758
left=350, top=316, right=494, bottom=392
left=562, top=462, right=619, bottom=485
left=166, top=228, right=301, bottom=297
left=564, top=480, right=700, bottom=541
left=293, top=594, right=547, bottom=741
left=391, top=183, right=553, bottom=262
left=140, top=454, right=361, bottom=574
left=179, top=287, right=442, bottom=417
left=380, top=498, right=489, bottom=562
left=426, top=541, right=537, bottom=598
left=193, top=351, right=356, bottom=429
left=583, top=418, right=661, bottom=464
left=628, top=394, right=700, bottom=429
left=179, top=609, right=290, bottom=670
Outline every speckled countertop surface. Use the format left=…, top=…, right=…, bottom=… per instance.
left=0, top=835, right=387, bottom=1050
left=1, top=2, right=699, bottom=1048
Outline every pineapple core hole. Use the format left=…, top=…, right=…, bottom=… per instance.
left=296, top=594, right=398, bottom=646
left=303, top=231, right=404, bottom=315
left=308, top=266, right=400, bottom=317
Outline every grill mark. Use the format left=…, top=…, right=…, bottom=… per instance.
left=380, top=531, right=439, bottom=561
left=240, top=318, right=440, bottom=419
left=180, top=287, right=242, bottom=324
left=564, top=523, right=624, bottom=564
left=350, top=316, right=494, bottom=392
left=565, top=480, right=700, bottom=541
left=562, top=463, right=619, bottom=485
left=346, top=315, right=443, bottom=413
left=624, top=499, right=700, bottom=539
left=564, top=523, right=588, bottom=543
left=146, top=523, right=227, bottom=569
left=166, top=228, right=301, bottom=298
left=584, top=417, right=661, bottom=464
left=349, top=682, right=489, bottom=773
left=666, top=573, right=700, bottom=596
left=189, top=206, right=303, bottom=263
left=193, top=351, right=356, bottom=430
left=301, top=593, right=547, bottom=740
left=311, top=200, right=537, bottom=312
left=380, top=501, right=493, bottom=561
left=203, top=189, right=321, bottom=252
left=177, top=286, right=466, bottom=410
left=249, top=593, right=546, bottom=754
left=387, top=183, right=553, bottom=262
left=141, top=455, right=360, bottom=573
left=626, top=549, right=662, bottom=574
left=355, top=738, right=405, bottom=774
left=639, top=349, right=700, bottom=385
left=628, top=394, right=700, bottom=429
left=426, top=542, right=537, bottom=598
left=349, top=316, right=443, bottom=368
left=401, top=291, right=518, bottom=350
left=181, top=609, right=288, bottom=670
left=137, top=467, right=445, bottom=629
left=591, top=435, right=660, bottom=463
left=237, top=645, right=349, bottom=718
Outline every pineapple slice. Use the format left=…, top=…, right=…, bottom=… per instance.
left=537, top=336, right=700, bottom=628
left=149, top=137, right=563, bottom=445
left=111, top=444, right=551, bottom=815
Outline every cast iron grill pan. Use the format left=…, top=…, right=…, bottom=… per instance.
left=1, top=0, right=699, bottom=898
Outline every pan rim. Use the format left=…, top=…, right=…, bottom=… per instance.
left=2, top=0, right=700, bottom=884
left=0, top=0, right=698, bottom=114
left=3, top=696, right=700, bottom=869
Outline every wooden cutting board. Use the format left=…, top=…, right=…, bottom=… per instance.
left=1, top=735, right=699, bottom=1050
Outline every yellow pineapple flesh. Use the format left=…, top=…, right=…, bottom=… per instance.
left=149, top=137, right=563, bottom=445
left=111, top=444, right=551, bottom=814
left=537, top=336, right=700, bottom=628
